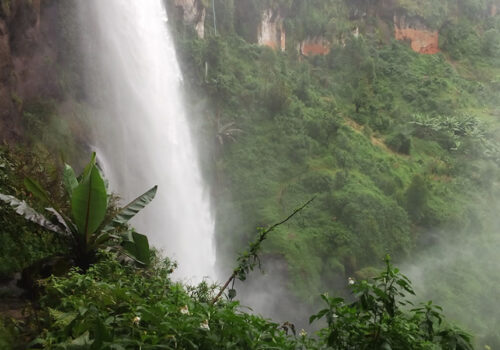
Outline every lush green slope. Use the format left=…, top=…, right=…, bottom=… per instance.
left=171, top=0, right=500, bottom=347
left=176, top=0, right=499, bottom=288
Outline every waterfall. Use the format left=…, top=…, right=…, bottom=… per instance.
left=77, top=0, right=216, bottom=281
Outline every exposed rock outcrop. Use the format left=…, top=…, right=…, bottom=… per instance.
left=299, top=37, right=330, bottom=56
left=490, top=4, right=497, bottom=17
left=0, top=0, right=62, bottom=140
left=173, top=0, right=205, bottom=38
left=258, top=8, right=285, bottom=51
left=0, top=18, right=16, bottom=137
left=394, top=15, right=439, bottom=54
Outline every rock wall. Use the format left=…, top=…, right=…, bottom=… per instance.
left=394, top=15, right=439, bottom=54
left=258, top=8, right=285, bottom=51
left=299, top=37, right=330, bottom=56
left=0, top=0, right=62, bottom=140
left=172, top=0, right=205, bottom=38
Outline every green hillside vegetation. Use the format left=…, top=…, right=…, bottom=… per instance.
left=176, top=0, right=500, bottom=289
left=169, top=0, right=500, bottom=347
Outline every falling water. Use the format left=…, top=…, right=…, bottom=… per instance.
left=77, top=0, right=216, bottom=280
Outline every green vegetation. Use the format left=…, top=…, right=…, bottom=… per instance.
left=0, top=247, right=473, bottom=348
left=177, top=26, right=499, bottom=296
left=0, top=148, right=65, bottom=280
left=0, top=146, right=474, bottom=349
left=171, top=0, right=500, bottom=347
left=310, top=256, right=472, bottom=350
left=0, top=153, right=155, bottom=272
left=23, top=254, right=468, bottom=349
left=0, top=149, right=471, bottom=348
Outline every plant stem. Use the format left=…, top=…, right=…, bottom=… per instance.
left=211, top=196, right=316, bottom=304
left=211, top=272, right=235, bottom=305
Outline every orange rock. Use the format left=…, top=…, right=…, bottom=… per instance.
left=258, top=9, right=285, bottom=51
left=395, top=27, right=439, bottom=54
left=300, top=37, right=330, bottom=56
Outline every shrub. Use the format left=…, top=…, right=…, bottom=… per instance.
left=28, top=253, right=472, bottom=349
left=32, top=252, right=317, bottom=349
left=310, top=256, right=473, bottom=350
left=386, top=132, right=412, bottom=155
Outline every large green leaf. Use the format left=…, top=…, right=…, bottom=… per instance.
left=63, top=164, right=78, bottom=198
left=79, top=152, right=96, bottom=182
left=0, top=193, right=64, bottom=234
left=107, top=185, right=158, bottom=229
left=122, top=231, right=150, bottom=266
left=71, top=165, right=108, bottom=239
left=24, top=177, right=51, bottom=205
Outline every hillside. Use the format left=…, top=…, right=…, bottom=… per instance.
left=168, top=0, right=500, bottom=346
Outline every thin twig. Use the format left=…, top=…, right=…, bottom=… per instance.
left=211, top=197, right=316, bottom=304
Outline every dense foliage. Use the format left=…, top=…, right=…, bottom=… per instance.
left=169, top=0, right=500, bottom=347
left=0, top=149, right=473, bottom=349
left=177, top=8, right=500, bottom=295
left=0, top=251, right=471, bottom=349
left=0, top=148, right=65, bottom=280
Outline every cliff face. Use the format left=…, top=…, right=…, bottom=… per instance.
left=172, top=0, right=205, bottom=38
left=254, top=3, right=441, bottom=56
left=394, top=15, right=439, bottom=54
left=167, top=1, right=447, bottom=56
left=0, top=0, right=61, bottom=140
left=299, top=37, right=331, bottom=56
left=257, top=8, right=285, bottom=51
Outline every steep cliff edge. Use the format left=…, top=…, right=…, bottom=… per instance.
left=258, top=8, right=286, bottom=51
left=0, top=0, right=62, bottom=140
left=171, top=0, right=205, bottom=38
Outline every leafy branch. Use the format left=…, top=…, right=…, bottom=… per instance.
left=211, top=196, right=315, bottom=304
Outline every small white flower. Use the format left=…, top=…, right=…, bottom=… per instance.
left=200, top=319, right=210, bottom=331
left=333, top=313, right=338, bottom=319
left=348, top=277, right=355, bottom=285
left=133, top=316, right=141, bottom=325
left=180, top=305, right=189, bottom=315
left=299, top=329, right=307, bottom=337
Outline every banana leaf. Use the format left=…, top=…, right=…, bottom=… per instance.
left=122, top=231, right=150, bottom=266
left=79, top=152, right=96, bottom=182
left=103, top=185, right=158, bottom=231
left=0, top=194, right=64, bottom=234
left=63, top=164, right=78, bottom=197
left=71, top=165, right=108, bottom=239
left=24, top=177, right=52, bottom=206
